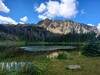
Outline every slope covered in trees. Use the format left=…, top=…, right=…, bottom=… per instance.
left=0, top=19, right=99, bottom=42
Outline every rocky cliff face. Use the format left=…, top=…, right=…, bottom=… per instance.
left=38, top=19, right=98, bottom=35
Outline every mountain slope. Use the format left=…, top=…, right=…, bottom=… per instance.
left=0, top=19, right=99, bottom=42
left=38, top=18, right=98, bottom=35
left=0, top=24, right=63, bottom=41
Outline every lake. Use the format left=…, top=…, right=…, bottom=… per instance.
left=20, top=46, right=76, bottom=52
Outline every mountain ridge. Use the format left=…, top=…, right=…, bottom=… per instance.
left=38, top=18, right=98, bottom=35
left=0, top=19, right=99, bottom=42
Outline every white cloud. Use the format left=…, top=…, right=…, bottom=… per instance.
left=97, top=23, right=100, bottom=32
left=0, top=15, right=17, bottom=25
left=0, top=0, right=17, bottom=25
left=19, top=22, right=25, bottom=24
left=20, top=16, right=28, bottom=22
left=35, top=0, right=78, bottom=19
left=36, top=3, right=46, bottom=13
left=38, top=15, right=47, bottom=20
left=0, top=0, right=10, bottom=13
left=87, top=24, right=94, bottom=26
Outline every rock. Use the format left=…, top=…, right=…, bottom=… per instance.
left=66, top=65, right=81, bottom=70
left=39, top=19, right=98, bottom=35
left=47, top=52, right=59, bottom=59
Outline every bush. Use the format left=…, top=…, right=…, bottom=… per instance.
left=17, top=64, right=43, bottom=75
left=57, top=52, right=68, bottom=59
left=0, top=64, right=43, bottom=75
left=82, top=42, right=100, bottom=57
left=0, top=71, right=7, bottom=75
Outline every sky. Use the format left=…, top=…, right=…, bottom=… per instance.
left=0, top=0, right=100, bottom=27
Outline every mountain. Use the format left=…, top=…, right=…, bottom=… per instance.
left=38, top=18, right=98, bottom=35
left=0, top=24, right=63, bottom=41
left=0, top=19, right=99, bottom=42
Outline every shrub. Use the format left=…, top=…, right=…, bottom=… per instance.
left=0, top=71, right=7, bottom=75
left=82, top=42, right=100, bottom=57
left=17, top=64, right=43, bottom=75
left=57, top=52, right=68, bottom=59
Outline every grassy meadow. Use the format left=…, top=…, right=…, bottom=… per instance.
left=0, top=41, right=100, bottom=75
left=0, top=47, right=100, bottom=75
left=32, top=51, right=100, bottom=75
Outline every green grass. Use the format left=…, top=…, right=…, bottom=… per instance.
left=0, top=46, right=100, bottom=75
left=32, top=51, right=100, bottom=75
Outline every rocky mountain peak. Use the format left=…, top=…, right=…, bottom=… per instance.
left=38, top=19, right=98, bottom=35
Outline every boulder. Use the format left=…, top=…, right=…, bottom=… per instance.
left=66, top=64, right=81, bottom=70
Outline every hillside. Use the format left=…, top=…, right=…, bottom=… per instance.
left=0, top=19, right=99, bottom=42
left=38, top=19, right=98, bottom=34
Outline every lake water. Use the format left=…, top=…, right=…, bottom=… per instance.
left=20, top=46, right=75, bottom=52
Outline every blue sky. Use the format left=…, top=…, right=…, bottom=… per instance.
left=0, top=0, right=100, bottom=26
